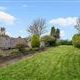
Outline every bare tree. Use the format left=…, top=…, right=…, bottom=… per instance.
left=27, top=18, right=46, bottom=36
left=75, top=17, right=80, bottom=34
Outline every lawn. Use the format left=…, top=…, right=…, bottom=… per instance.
left=0, top=45, right=80, bottom=80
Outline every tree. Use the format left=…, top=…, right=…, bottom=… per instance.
left=27, top=18, right=46, bottom=36
left=50, top=26, right=60, bottom=39
left=50, top=26, right=56, bottom=37
left=75, top=17, right=80, bottom=34
left=31, top=34, right=40, bottom=48
left=72, top=34, right=80, bottom=48
left=41, top=35, right=56, bottom=47
left=56, top=28, right=60, bottom=39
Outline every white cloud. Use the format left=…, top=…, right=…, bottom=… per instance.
left=0, top=11, right=16, bottom=24
left=6, top=31, right=12, bottom=37
left=41, top=32, right=50, bottom=37
left=0, top=6, right=7, bottom=10
left=49, top=17, right=77, bottom=27
left=60, top=30, right=65, bottom=39
left=22, top=4, right=35, bottom=8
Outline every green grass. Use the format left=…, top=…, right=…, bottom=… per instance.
left=0, top=45, right=80, bottom=80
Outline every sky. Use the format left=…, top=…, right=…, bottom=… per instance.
left=0, top=0, right=80, bottom=40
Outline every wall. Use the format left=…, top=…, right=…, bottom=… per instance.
left=0, top=36, right=28, bottom=49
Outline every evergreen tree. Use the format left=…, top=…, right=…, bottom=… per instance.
left=50, top=26, right=60, bottom=39
left=56, top=28, right=60, bottom=39
left=50, top=26, right=56, bottom=37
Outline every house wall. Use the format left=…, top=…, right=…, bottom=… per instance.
left=0, top=37, right=11, bottom=49
left=0, top=37, right=28, bottom=49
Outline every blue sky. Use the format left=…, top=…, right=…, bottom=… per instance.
left=0, top=0, right=80, bottom=40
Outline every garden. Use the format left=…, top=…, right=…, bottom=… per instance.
left=0, top=17, right=80, bottom=80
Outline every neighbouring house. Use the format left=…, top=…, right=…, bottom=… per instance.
left=0, top=27, right=5, bottom=36
left=0, top=27, right=29, bottom=49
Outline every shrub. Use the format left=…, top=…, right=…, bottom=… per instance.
left=9, top=49, right=20, bottom=56
left=57, top=40, right=72, bottom=45
left=41, top=35, right=56, bottom=47
left=72, top=34, right=80, bottom=48
left=31, top=35, right=40, bottom=48
left=31, top=48, right=39, bottom=52
left=16, top=43, right=26, bottom=53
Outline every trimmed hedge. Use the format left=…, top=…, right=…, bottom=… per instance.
left=72, top=34, right=80, bottom=48
left=57, top=40, right=72, bottom=45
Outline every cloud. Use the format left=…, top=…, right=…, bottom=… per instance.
left=0, top=11, right=16, bottom=24
left=6, top=31, right=12, bottom=37
left=0, top=6, right=7, bottom=10
left=41, top=32, right=50, bottom=37
left=60, top=30, right=65, bottom=38
left=49, top=17, right=77, bottom=27
left=22, top=4, right=35, bottom=8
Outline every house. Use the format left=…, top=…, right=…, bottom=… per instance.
left=0, top=27, right=28, bottom=49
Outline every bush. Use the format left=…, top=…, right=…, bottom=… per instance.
left=57, top=40, right=72, bottom=45
left=16, top=43, right=26, bottom=53
left=41, top=35, right=56, bottom=47
left=31, top=35, right=40, bottom=48
left=9, top=49, right=20, bottom=56
left=31, top=48, right=39, bottom=52
left=72, top=34, right=80, bottom=48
